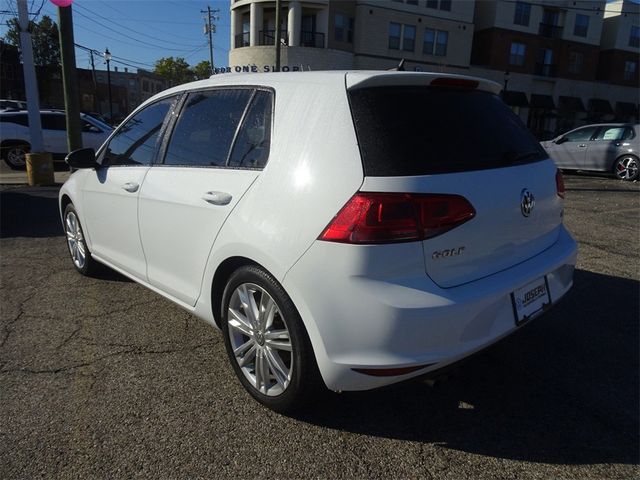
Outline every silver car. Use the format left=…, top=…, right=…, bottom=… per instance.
left=541, top=124, right=639, bottom=181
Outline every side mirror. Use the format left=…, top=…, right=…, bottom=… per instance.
left=66, top=148, right=98, bottom=169
left=555, top=136, right=568, bottom=145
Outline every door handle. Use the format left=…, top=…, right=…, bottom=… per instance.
left=202, top=191, right=232, bottom=206
left=578, top=144, right=587, bottom=148
left=121, top=182, right=139, bottom=193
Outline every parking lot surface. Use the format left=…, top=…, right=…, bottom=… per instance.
left=1, top=173, right=638, bottom=479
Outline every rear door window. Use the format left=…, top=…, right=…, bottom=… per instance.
left=593, top=126, right=634, bottom=141
left=348, top=86, right=548, bottom=176
left=163, top=89, right=252, bottom=167
left=40, top=114, right=67, bottom=131
left=228, top=90, right=273, bottom=169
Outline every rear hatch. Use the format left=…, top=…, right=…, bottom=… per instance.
left=346, top=74, right=563, bottom=288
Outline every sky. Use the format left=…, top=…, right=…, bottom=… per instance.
left=0, top=0, right=231, bottom=73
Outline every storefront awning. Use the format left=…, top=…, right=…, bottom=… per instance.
left=530, top=94, right=556, bottom=109
left=503, top=91, right=529, bottom=107
left=558, top=96, right=586, bottom=112
left=588, top=98, right=613, bottom=114
left=616, top=102, right=638, bottom=116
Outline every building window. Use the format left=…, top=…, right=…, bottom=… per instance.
left=335, top=13, right=354, bottom=43
left=403, top=25, right=416, bottom=51
left=389, top=22, right=401, bottom=50
left=536, top=48, right=554, bottom=76
left=407, top=0, right=418, bottom=5
left=509, top=42, right=526, bottom=66
left=630, top=26, right=640, bottom=48
left=440, top=0, right=451, bottom=11
left=424, top=28, right=448, bottom=56
left=426, top=0, right=438, bottom=9
left=435, top=30, right=448, bottom=56
left=624, top=61, right=637, bottom=81
left=574, top=14, right=589, bottom=37
left=514, top=2, right=531, bottom=27
left=568, top=51, right=584, bottom=73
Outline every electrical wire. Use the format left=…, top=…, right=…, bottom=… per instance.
left=74, top=3, right=204, bottom=50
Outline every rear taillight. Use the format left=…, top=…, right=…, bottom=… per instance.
left=319, top=192, right=476, bottom=244
left=556, top=169, right=565, bottom=199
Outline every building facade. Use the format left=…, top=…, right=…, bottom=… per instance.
left=228, top=0, right=639, bottom=139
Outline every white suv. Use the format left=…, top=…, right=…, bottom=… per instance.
left=0, top=110, right=112, bottom=169
left=59, top=71, right=577, bottom=412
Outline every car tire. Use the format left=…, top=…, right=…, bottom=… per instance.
left=2, top=142, right=29, bottom=170
left=221, top=265, right=323, bottom=413
left=63, top=203, right=98, bottom=276
left=613, top=155, right=639, bottom=181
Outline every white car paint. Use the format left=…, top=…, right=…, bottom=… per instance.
left=59, top=71, right=577, bottom=393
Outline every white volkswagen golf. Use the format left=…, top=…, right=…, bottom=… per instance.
left=60, top=71, right=577, bottom=412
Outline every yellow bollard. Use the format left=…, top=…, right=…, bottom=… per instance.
left=26, top=152, right=55, bottom=186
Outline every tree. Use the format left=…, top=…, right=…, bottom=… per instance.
left=4, top=15, right=60, bottom=67
left=153, top=57, right=194, bottom=86
left=192, top=61, right=212, bottom=80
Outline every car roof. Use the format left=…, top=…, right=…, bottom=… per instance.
left=150, top=70, right=502, bottom=104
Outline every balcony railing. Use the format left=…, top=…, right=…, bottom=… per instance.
left=300, top=30, right=325, bottom=48
left=234, top=32, right=250, bottom=48
left=538, top=23, right=563, bottom=39
left=259, top=30, right=289, bottom=46
left=534, top=63, right=557, bottom=77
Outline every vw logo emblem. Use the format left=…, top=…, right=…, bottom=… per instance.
left=521, top=189, right=535, bottom=217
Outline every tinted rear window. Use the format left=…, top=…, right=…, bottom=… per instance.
left=349, top=86, right=546, bottom=176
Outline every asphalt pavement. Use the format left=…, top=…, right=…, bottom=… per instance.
left=0, top=173, right=638, bottom=479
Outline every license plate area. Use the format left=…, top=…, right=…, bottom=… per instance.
left=511, top=276, right=551, bottom=325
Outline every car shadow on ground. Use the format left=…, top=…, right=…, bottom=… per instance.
left=294, top=269, right=639, bottom=466
left=0, top=186, right=63, bottom=238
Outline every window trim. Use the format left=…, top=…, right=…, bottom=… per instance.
left=156, top=85, right=275, bottom=171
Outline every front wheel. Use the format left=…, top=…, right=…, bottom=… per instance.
left=2, top=143, right=29, bottom=170
left=221, top=265, right=323, bottom=413
left=63, top=204, right=98, bottom=275
left=613, top=155, right=639, bottom=181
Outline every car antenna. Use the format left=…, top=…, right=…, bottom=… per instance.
left=388, top=59, right=406, bottom=71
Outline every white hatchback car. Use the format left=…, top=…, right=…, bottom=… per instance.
left=59, top=71, right=577, bottom=412
left=0, top=110, right=112, bottom=169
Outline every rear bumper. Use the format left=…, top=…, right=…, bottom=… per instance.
left=283, top=225, right=577, bottom=392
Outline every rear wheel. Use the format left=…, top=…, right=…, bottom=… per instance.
left=64, top=204, right=98, bottom=275
left=613, top=155, right=639, bottom=181
left=221, top=265, right=322, bottom=413
left=2, top=142, right=29, bottom=170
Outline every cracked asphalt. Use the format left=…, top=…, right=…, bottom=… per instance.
left=0, top=173, right=638, bottom=479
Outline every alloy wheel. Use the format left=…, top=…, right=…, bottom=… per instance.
left=615, top=156, right=639, bottom=181
left=227, top=283, right=293, bottom=396
left=6, top=146, right=27, bottom=168
left=65, top=211, right=86, bottom=269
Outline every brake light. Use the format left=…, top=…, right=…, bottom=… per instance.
left=556, top=169, right=565, bottom=199
left=430, top=78, right=479, bottom=89
left=319, top=192, right=476, bottom=244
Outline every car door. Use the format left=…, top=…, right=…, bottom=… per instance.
left=81, top=96, right=176, bottom=280
left=138, top=88, right=273, bottom=306
left=549, top=125, right=599, bottom=170
left=40, top=113, right=68, bottom=154
left=585, top=125, right=630, bottom=171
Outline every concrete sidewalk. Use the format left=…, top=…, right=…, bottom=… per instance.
left=0, top=164, right=71, bottom=185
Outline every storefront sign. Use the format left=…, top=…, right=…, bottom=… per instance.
left=214, top=65, right=305, bottom=74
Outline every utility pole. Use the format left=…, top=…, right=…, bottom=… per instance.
left=17, top=0, right=54, bottom=185
left=274, top=0, right=281, bottom=72
left=201, top=6, right=219, bottom=75
left=16, top=0, right=43, bottom=153
left=57, top=3, right=83, bottom=153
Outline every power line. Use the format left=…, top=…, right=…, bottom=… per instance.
left=74, top=3, right=203, bottom=49
left=71, top=7, right=203, bottom=52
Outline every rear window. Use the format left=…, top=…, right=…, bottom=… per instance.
left=348, top=86, right=546, bottom=176
left=0, top=114, right=28, bottom=126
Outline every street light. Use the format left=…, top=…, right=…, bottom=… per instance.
left=104, top=47, right=113, bottom=121
left=503, top=71, right=511, bottom=99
